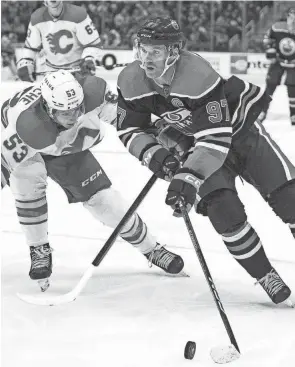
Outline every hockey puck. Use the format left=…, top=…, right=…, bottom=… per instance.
left=184, top=341, right=196, bottom=360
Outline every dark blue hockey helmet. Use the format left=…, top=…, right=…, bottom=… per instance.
left=137, top=17, right=184, bottom=49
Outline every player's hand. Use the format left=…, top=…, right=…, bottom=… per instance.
left=157, top=125, right=194, bottom=159
left=165, top=171, right=203, bottom=217
left=142, top=145, right=179, bottom=180
left=279, top=59, right=295, bottom=68
left=17, top=58, right=35, bottom=82
left=80, top=57, right=96, bottom=75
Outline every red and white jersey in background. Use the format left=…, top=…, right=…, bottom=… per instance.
left=22, top=3, right=101, bottom=69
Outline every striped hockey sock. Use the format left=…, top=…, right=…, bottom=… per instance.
left=120, top=213, right=156, bottom=254
left=15, top=195, right=48, bottom=246
left=222, top=221, right=272, bottom=279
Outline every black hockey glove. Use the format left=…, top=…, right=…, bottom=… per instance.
left=80, top=57, right=96, bottom=75
left=165, top=170, right=203, bottom=217
left=157, top=125, right=194, bottom=159
left=142, top=145, right=179, bottom=180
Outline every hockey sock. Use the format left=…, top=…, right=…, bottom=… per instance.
left=287, top=86, right=295, bottom=122
left=120, top=213, right=156, bottom=254
left=222, top=221, right=272, bottom=279
left=15, top=195, right=49, bottom=246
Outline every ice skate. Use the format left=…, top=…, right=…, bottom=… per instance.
left=256, top=268, right=291, bottom=305
left=145, top=243, right=184, bottom=274
left=29, top=244, right=53, bottom=292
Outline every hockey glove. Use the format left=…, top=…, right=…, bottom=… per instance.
left=165, top=170, right=203, bottom=217
left=142, top=145, right=179, bottom=180
left=80, top=56, right=96, bottom=75
left=17, top=58, right=35, bottom=82
left=279, top=58, right=295, bottom=68
left=157, top=125, right=194, bottom=159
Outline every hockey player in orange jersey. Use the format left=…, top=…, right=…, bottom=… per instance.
left=17, top=1, right=102, bottom=82
left=1, top=70, right=184, bottom=291
left=116, top=17, right=295, bottom=305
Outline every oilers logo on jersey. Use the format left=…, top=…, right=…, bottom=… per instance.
left=279, top=37, right=295, bottom=57
left=161, top=108, right=193, bottom=133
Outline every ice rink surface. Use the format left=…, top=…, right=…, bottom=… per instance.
left=1, top=73, right=295, bottom=367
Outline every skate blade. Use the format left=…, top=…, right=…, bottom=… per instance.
left=284, top=298, right=295, bottom=308
left=37, top=278, right=50, bottom=292
left=166, top=270, right=190, bottom=278
left=210, top=344, right=240, bottom=364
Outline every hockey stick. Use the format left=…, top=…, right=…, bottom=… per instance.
left=104, top=63, right=129, bottom=70
left=34, top=63, right=129, bottom=76
left=34, top=68, right=81, bottom=76
left=17, top=174, right=158, bottom=306
left=178, top=201, right=241, bottom=364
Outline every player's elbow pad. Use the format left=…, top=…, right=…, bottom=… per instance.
left=266, top=48, right=277, bottom=60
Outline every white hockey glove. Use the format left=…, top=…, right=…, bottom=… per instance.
left=17, top=58, right=35, bottom=82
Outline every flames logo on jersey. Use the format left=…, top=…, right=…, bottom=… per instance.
left=279, top=37, right=295, bottom=57
left=46, top=29, right=74, bottom=55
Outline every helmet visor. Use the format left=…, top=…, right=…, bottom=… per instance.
left=53, top=102, right=85, bottom=128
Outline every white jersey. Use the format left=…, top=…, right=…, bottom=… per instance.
left=1, top=75, right=117, bottom=186
left=22, top=3, right=101, bottom=69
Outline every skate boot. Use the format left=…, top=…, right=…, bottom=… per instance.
left=29, top=243, right=53, bottom=292
left=256, top=268, right=291, bottom=304
left=144, top=243, right=184, bottom=274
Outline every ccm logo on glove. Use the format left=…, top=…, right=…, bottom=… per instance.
left=184, top=174, right=202, bottom=190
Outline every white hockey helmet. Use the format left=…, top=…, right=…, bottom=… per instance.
left=41, top=70, right=84, bottom=127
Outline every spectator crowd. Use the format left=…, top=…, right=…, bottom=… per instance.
left=1, top=0, right=290, bottom=67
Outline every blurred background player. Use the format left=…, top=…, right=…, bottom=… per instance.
left=116, top=17, right=295, bottom=305
left=258, top=7, right=295, bottom=125
left=16, top=0, right=102, bottom=82
left=1, top=35, right=17, bottom=81
left=1, top=70, right=184, bottom=291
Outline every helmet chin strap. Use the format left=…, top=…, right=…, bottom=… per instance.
left=137, top=44, right=180, bottom=81
left=158, top=52, right=179, bottom=79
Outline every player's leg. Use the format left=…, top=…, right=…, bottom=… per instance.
left=9, top=154, right=52, bottom=291
left=234, top=121, right=295, bottom=302
left=257, top=63, right=284, bottom=123
left=286, top=85, right=295, bottom=125
left=197, top=165, right=290, bottom=304
left=45, top=150, right=184, bottom=274
left=240, top=121, right=295, bottom=240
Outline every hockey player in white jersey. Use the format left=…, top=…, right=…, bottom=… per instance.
left=1, top=70, right=184, bottom=291
left=17, top=1, right=102, bottom=82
